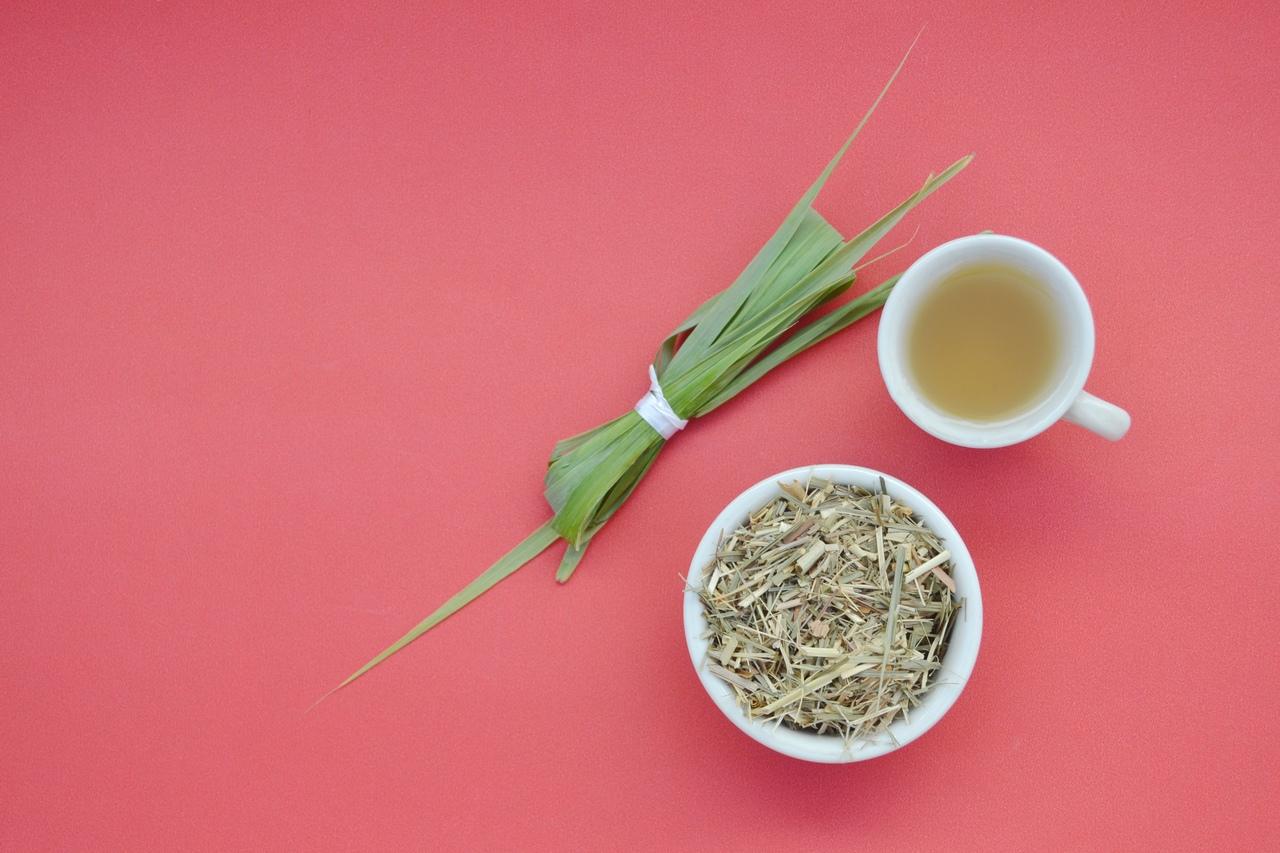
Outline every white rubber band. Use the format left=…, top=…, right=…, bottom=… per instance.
left=634, top=365, right=688, bottom=439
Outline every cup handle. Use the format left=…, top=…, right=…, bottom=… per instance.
left=1063, top=390, right=1130, bottom=440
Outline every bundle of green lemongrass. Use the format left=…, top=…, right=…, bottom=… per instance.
left=334, top=45, right=971, bottom=693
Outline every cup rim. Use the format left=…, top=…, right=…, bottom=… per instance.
left=682, top=464, right=983, bottom=763
left=878, top=234, right=1095, bottom=448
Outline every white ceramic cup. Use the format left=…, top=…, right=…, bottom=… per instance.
left=878, top=234, right=1130, bottom=448
left=683, top=464, right=982, bottom=763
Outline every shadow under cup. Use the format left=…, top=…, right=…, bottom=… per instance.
left=878, top=234, right=1096, bottom=449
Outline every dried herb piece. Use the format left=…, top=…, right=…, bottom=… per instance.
left=696, top=479, right=959, bottom=742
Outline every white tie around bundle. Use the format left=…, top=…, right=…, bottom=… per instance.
left=634, top=365, right=688, bottom=440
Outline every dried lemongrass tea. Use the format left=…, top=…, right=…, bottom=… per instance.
left=696, top=478, right=961, bottom=743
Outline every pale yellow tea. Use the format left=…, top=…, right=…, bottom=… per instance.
left=907, top=263, right=1062, bottom=420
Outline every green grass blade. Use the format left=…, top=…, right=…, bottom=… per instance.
left=331, top=521, right=561, bottom=693
left=550, top=420, right=657, bottom=545
left=666, top=33, right=920, bottom=373
left=550, top=418, right=616, bottom=464
left=654, top=208, right=840, bottom=376
left=742, top=207, right=844, bottom=311
left=699, top=276, right=899, bottom=413
left=555, top=541, right=589, bottom=583
left=554, top=439, right=660, bottom=583
left=877, top=545, right=907, bottom=703
left=693, top=154, right=973, bottom=414
left=545, top=416, right=636, bottom=513
left=808, top=154, right=973, bottom=284
left=701, top=151, right=966, bottom=364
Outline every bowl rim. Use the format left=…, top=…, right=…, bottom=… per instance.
left=682, top=464, right=982, bottom=763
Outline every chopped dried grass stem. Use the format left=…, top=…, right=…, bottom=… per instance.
left=697, top=481, right=960, bottom=740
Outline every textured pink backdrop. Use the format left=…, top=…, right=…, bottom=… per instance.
left=3, top=1, right=1278, bottom=849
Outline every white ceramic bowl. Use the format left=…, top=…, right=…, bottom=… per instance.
left=683, top=464, right=982, bottom=763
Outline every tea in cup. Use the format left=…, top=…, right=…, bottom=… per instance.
left=878, top=234, right=1129, bottom=447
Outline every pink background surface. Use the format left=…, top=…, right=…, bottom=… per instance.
left=3, top=2, right=1278, bottom=849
